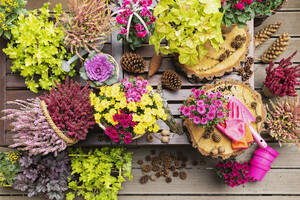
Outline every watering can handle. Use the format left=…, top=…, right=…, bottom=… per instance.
left=249, top=125, right=268, bottom=148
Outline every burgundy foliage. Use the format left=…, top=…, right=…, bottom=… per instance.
left=264, top=51, right=300, bottom=97
left=40, top=77, right=95, bottom=141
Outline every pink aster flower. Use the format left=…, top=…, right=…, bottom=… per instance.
left=193, top=116, right=201, bottom=125
left=215, top=99, right=223, bottom=107
left=182, top=106, right=190, bottom=116
left=197, top=105, right=206, bottom=115
left=216, top=91, right=222, bottom=98
left=246, top=0, right=253, bottom=5
left=201, top=117, right=208, bottom=125
left=189, top=105, right=196, bottom=111
left=193, top=89, right=201, bottom=99
left=124, top=136, right=132, bottom=144
left=217, top=111, right=225, bottom=118
left=207, top=112, right=215, bottom=120
left=135, top=23, right=144, bottom=32
left=200, top=89, right=206, bottom=95
left=197, top=100, right=205, bottom=107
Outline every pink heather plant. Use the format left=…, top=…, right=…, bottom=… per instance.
left=216, top=160, right=255, bottom=187
left=122, top=77, right=150, bottom=103
left=1, top=98, right=67, bottom=156
left=113, top=0, right=155, bottom=50
left=105, top=110, right=138, bottom=144
left=180, top=88, right=229, bottom=128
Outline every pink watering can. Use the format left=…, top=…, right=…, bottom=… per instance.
left=217, top=96, right=279, bottom=181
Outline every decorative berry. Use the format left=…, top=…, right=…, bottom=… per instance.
left=161, top=70, right=182, bottom=91
left=120, top=53, right=146, bottom=73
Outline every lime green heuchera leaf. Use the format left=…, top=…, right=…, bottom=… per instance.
left=3, top=3, right=75, bottom=93
left=150, top=0, right=224, bottom=66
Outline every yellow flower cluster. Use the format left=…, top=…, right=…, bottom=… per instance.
left=0, top=0, right=19, bottom=31
left=1, top=0, right=18, bottom=8
left=7, top=151, right=20, bottom=164
left=90, top=83, right=167, bottom=136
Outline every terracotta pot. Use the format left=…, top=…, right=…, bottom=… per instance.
left=254, top=0, right=288, bottom=27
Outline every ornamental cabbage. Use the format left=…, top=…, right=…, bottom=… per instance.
left=149, top=0, right=224, bottom=66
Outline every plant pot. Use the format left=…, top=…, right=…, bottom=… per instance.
left=251, top=156, right=273, bottom=167
left=249, top=159, right=271, bottom=171
left=254, top=0, right=288, bottom=27
left=254, top=147, right=279, bottom=163
left=248, top=165, right=269, bottom=181
left=262, top=85, right=277, bottom=98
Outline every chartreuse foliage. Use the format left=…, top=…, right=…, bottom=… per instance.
left=67, top=147, right=133, bottom=200
left=0, top=151, right=21, bottom=187
left=149, top=0, right=224, bottom=66
left=3, top=3, right=76, bottom=93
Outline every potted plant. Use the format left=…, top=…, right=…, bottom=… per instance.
left=0, top=151, right=21, bottom=188
left=0, top=0, right=27, bottom=40
left=149, top=0, right=224, bottom=66
left=2, top=78, right=95, bottom=156
left=79, top=51, right=120, bottom=87
left=90, top=77, right=168, bottom=144
left=113, top=0, right=156, bottom=50
left=265, top=97, right=300, bottom=148
left=254, top=0, right=286, bottom=27
left=67, top=147, right=132, bottom=200
left=3, top=3, right=76, bottom=93
left=263, top=51, right=300, bottom=97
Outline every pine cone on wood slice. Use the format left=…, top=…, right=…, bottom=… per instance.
left=120, top=53, right=146, bottom=74
left=148, top=53, right=163, bottom=77
left=261, top=33, right=290, bottom=63
left=161, top=70, right=182, bottom=91
left=255, top=22, right=281, bottom=47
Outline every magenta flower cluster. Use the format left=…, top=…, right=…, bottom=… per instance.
left=216, top=160, right=255, bottom=187
left=84, top=54, right=114, bottom=82
left=122, top=77, right=149, bottom=103
left=116, top=0, right=155, bottom=37
left=105, top=110, right=137, bottom=144
left=180, top=88, right=228, bottom=127
left=222, top=0, right=257, bottom=10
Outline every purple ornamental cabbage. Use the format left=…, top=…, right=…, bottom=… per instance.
left=84, top=54, right=114, bottom=82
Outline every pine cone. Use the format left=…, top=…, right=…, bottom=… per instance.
left=261, top=33, right=290, bottom=63
left=161, top=70, right=182, bottom=91
left=255, top=22, right=281, bottom=47
left=120, top=53, right=146, bottom=74
left=212, top=133, right=221, bottom=143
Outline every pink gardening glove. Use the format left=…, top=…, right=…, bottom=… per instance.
left=216, top=100, right=245, bottom=141
left=216, top=119, right=245, bottom=141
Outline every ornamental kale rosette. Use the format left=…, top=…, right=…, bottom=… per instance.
left=89, top=77, right=167, bottom=144
left=180, top=88, right=229, bottom=127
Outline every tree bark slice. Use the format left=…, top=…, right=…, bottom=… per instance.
left=183, top=79, right=266, bottom=159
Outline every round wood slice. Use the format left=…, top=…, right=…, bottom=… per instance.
left=183, top=79, right=266, bottom=159
left=174, top=25, right=250, bottom=82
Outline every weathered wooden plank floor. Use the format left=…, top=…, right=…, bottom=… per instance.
left=1, top=0, right=300, bottom=199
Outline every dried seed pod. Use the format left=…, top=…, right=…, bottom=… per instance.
left=161, top=129, right=171, bottom=136
left=170, top=166, right=176, bottom=171
left=173, top=171, right=179, bottom=177
left=151, top=157, right=160, bottom=166
left=261, top=33, right=290, bottom=63
left=256, top=116, right=262, bottom=123
left=120, top=53, right=146, bottom=73
left=218, top=146, right=225, bottom=154
left=161, top=136, right=170, bottom=143
left=148, top=53, right=162, bottom=77
left=255, top=22, right=281, bottom=47
left=251, top=102, right=257, bottom=109
left=179, top=171, right=187, bottom=180
left=152, top=165, right=160, bottom=172
left=139, top=175, right=149, bottom=184
left=137, top=160, right=143, bottom=165
left=212, top=133, right=221, bottom=143
left=142, top=165, right=152, bottom=173
left=165, top=177, right=172, bottom=183
left=161, top=70, right=182, bottom=91
left=146, top=134, right=154, bottom=143
left=231, top=35, right=246, bottom=50
left=145, top=155, right=151, bottom=161
left=155, top=172, right=161, bottom=178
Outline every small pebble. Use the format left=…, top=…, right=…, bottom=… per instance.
left=161, top=129, right=170, bottom=136
left=150, top=174, right=157, bottom=181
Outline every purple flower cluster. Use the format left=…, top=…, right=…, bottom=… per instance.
left=105, top=110, right=137, bottom=144
left=84, top=54, right=114, bottom=82
left=180, top=88, right=228, bottom=127
left=116, top=0, right=155, bottom=38
left=216, top=160, right=255, bottom=187
left=122, top=77, right=149, bottom=103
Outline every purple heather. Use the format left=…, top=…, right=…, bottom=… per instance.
left=84, top=54, right=114, bottom=82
